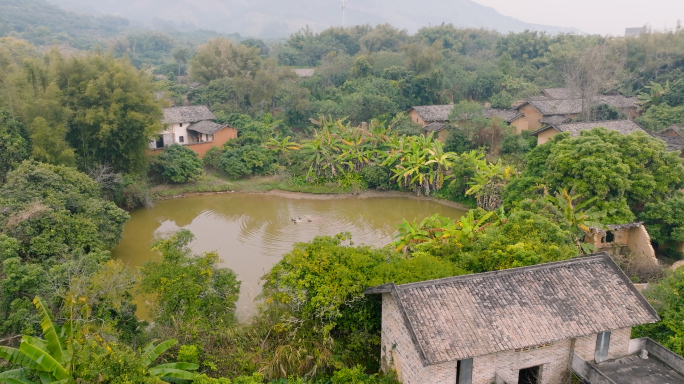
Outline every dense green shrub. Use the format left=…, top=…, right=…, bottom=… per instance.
left=219, top=145, right=276, bottom=179
left=361, top=165, right=390, bottom=189
left=151, top=144, right=204, bottom=183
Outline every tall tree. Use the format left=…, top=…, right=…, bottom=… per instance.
left=55, top=54, right=162, bottom=173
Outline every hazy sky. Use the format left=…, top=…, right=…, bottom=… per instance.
left=473, top=0, right=682, bottom=35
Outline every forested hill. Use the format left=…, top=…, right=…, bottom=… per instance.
left=0, top=0, right=130, bottom=49
left=45, top=0, right=580, bottom=38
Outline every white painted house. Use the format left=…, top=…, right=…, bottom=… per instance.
left=152, top=106, right=218, bottom=149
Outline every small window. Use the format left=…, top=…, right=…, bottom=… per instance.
left=456, top=358, right=472, bottom=384
left=602, top=231, right=615, bottom=243
left=179, top=136, right=184, bottom=143
left=180, top=123, right=183, bottom=127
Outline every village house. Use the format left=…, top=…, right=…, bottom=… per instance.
left=650, top=125, right=684, bottom=157
left=152, top=106, right=238, bottom=157
left=583, top=222, right=659, bottom=271
left=531, top=119, right=646, bottom=145
left=408, top=105, right=525, bottom=142
left=516, top=95, right=640, bottom=131
left=365, top=254, right=684, bottom=384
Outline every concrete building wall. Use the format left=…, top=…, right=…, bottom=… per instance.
left=536, top=129, right=558, bottom=145
left=519, top=104, right=543, bottom=131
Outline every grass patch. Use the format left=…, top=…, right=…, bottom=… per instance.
left=151, top=171, right=350, bottom=198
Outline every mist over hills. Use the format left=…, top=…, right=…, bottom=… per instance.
left=45, top=0, right=581, bottom=38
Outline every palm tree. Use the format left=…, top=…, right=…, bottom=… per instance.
left=0, top=297, right=198, bottom=384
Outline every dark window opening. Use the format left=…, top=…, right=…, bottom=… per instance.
left=179, top=136, right=184, bottom=143
left=155, top=135, right=163, bottom=148
left=180, top=123, right=183, bottom=127
left=456, top=358, right=472, bottom=384
left=602, top=231, right=615, bottom=243
left=518, top=365, right=541, bottom=384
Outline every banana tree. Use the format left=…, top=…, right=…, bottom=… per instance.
left=264, top=135, right=300, bottom=165
left=545, top=189, right=606, bottom=254
left=0, top=297, right=198, bottom=383
left=0, top=296, right=74, bottom=383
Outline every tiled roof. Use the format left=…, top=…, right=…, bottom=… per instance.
left=483, top=108, right=523, bottom=123
left=540, top=115, right=572, bottom=125
left=187, top=120, right=232, bottom=135
left=293, top=68, right=316, bottom=77
left=650, top=127, right=684, bottom=152
left=162, top=106, right=217, bottom=124
left=365, top=254, right=658, bottom=366
left=522, top=96, right=638, bottom=116
left=422, top=122, right=446, bottom=132
left=532, top=120, right=646, bottom=136
left=410, top=105, right=454, bottom=123
left=542, top=88, right=579, bottom=99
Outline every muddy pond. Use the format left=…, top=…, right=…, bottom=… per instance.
left=111, top=192, right=467, bottom=319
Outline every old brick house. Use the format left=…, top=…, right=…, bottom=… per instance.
left=408, top=105, right=525, bottom=142
left=531, top=120, right=647, bottom=145
left=364, top=254, right=679, bottom=384
left=152, top=106, right=238, bottom=157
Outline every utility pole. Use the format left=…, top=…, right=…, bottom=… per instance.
left=341, top=0, right=348, bottom=28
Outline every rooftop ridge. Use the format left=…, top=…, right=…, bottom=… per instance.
left=393, top=253, right=606, bottom=291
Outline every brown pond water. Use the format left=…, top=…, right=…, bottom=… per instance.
left=111, top=192, right=466, bottom=319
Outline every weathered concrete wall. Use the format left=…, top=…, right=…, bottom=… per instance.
left=571, top=354, right=616, bottom=384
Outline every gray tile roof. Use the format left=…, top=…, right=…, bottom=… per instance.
left=522, top=96, right=638, bottom=116
left=410, top=104, right=454, bottom=123
left=532, top=120, right=646, bottom=137
left=365, top=254, right=658, bottom=366
left=187, top=120, right=232, bottom=135
left=650, top=127, right=684, bottom=152
left=483, top=108, right=523, bottom=123
left=540, top=115, right=572, bottom=125
left=162, top=106, right=217, bottom=124
left=422, top=122, right=446, bottom=132
left=542, top=88, right=579, bottom=99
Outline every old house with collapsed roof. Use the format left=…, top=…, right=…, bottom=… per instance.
left=153, top=106, right=237, bottom=157
left=516, top=95, right=640, bottom=132
left=531, top=120, right=647, bottom=145
left=583, top=222, right=659, bottom=271
left=408, top=105, right=525, bottom=142
left=365, top=254, right=684, bottom=384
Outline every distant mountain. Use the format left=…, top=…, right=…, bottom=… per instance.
left=44, top=0, right=581, bottom=38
